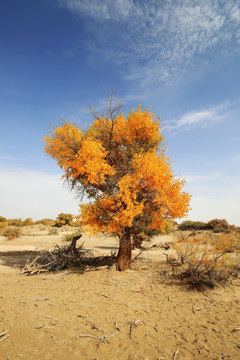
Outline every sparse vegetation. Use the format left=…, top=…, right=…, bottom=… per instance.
left=0, top=216, right=8, bottom=229
left=178, top=218, right=240, bottom=233
left=7, top=218, right=23, bottom=227
left=172, top=232, right=239, bottom=288
left=178, top=220, right=210, bottom=231
left=2, top=226, right=22, bottom=240
left=48, top=228, right=59, bottom=235
left=22, top=218, right=34, bottom=226
left=63, top=231, right=82, bottom=242
left=34, top=218, right=55, bottom=226
left=207, top=218, right=231, bottom=233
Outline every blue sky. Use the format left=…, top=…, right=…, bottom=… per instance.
left=0, top=0, right=240, bottom=225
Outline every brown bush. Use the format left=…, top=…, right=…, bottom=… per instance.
left=2, top=227, right=22, bottom=240
left=207, top=218, right=230, bottom=233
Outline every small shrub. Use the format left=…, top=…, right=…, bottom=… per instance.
left=22, top=218, right=34, bottom=226
left=48, top=228, right=59, bottom=235
left=7, top=218, right=23, bottom=227
left=55, top=213, right=74, bottom=227
left=0, top=217, right=8, bottom=228
left=63, top=231, right=82, bottom=242
left=172, top=233, right=237, bottom=288
left=2, top=227, right=22, bottom=240
left=207, top=218, right=230, bottom=233
left=178, top=220, right=209, bottom=231
left=35, top=218, right=55, bottom=226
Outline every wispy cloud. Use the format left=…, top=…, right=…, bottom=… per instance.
left=0, top=156, right=28, bottom=161
left=185, top=172, right=226, bottom=183
left=163, top=101, right=229, bottom=132
left=58, top=0, right=240, bottom=84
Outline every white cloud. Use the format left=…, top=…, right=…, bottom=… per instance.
left=176, top=110, right=223, bottom=128
left=185, top=172, right=226, bottom=183
left=164, top=102, right=227, bottom=132
left=0, top=167, right=80, bottom=220
left=58, top=0, right=133, bottom=21
left=58, top=0, right=240, bottom=84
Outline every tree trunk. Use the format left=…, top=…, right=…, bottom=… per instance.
left=70, top=234, right=82, bottom=256
left=116, top=229, right=132, bottom=271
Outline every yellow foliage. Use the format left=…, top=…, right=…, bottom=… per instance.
left=43, top=123, right=115, bottom=185
left=43, top=106, right=191, bottom=237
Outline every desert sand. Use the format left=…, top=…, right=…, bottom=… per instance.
left=0, top=226, right=240, bottom=360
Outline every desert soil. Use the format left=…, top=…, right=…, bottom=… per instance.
left=0, top=226, right=240, bottom=360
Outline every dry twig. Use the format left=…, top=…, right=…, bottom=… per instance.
left=172, top=350, right=179, bottom=360
left=232, top=341, right=240, bottom=349
left=192, top=301, right=216, bottom=314
left=35, top=324, right=54, bottom=329
left=76, top=331, right=119, bottom=343
left=0, top=330, right=9, bottom=342
left=232, top=327, right=240, bottom=332
left=129, top=320, right=141, bottom=340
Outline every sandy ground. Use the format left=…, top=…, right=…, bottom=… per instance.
left=0, top=226, right=240, bottom=360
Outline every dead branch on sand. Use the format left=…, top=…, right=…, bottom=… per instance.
left=172, top=350, right=179, bottom=360
left=132, top=249, right=144, bottom=261
left=21, top=235, right=116, bottom=275
left=232, top=341, right=240, bottom=349
left=129, top=319, right=141, bottom=340
left=21, top=235, right=93, bottom=275
left=76, top=331, right=119, bottom=343
left=232, top=327, right=240, bottom=332
left=192, top=300, right=216, bottom=314
left=35, top=324, right=55, bottom=330
left=0, top=330, right=9, bottom=342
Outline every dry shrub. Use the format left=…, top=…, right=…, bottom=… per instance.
left=48, top=227, right=59, bottom=235
left=22, top=237, right=116, bottom=275
left=7, top=218, right=23, bottom=227
left=0, top=216, right=8, bottom=228
left=172, top=233, right=238, bottom=288
left=34, top=218, right=55, bottom=226
left=0, top=221, right=8, bottom=229
left=63, top=231, right=82, bottom=242
left=22, top=239, right=91, bottom=275
left=178, top=220, right=209, bottom=231
left=208, top=218, right=230, bottom=233
left=2, top=227, right=22, bottom=240
left=22, top=218, right=34, bottom=226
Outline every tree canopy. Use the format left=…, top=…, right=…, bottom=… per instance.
left=43, top=103, right=191, bottom=270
